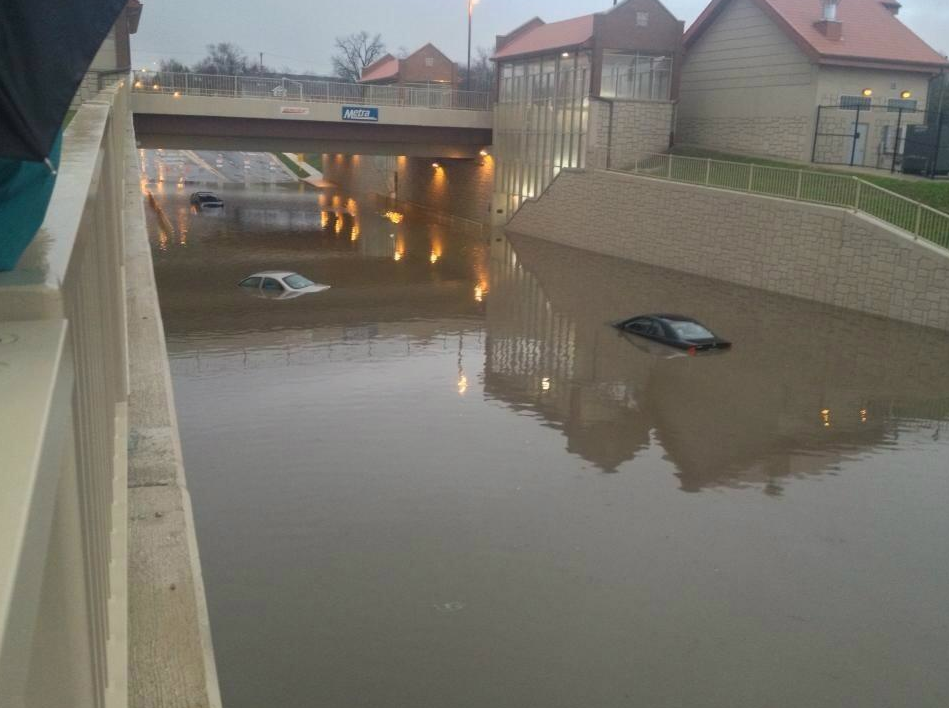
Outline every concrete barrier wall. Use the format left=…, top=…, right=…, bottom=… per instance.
left=508, top=169, right=949, bottom=330
left=588, top=99, right=675, bottom=170
left=322, top=153, right=494, bottom=223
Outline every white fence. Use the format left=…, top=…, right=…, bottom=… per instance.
left=622, top=153, right=949, bottom=249
left=133, top=71, right=492, bottom=112
left=0, top=82, right=130, bottom=707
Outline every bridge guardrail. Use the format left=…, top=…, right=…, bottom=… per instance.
left=133, top=71, right=492, bottom=112
left=618, top=153, right=949, bottom=250
left=0, top=82, right=130, bottom=707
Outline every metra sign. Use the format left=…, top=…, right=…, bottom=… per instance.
left=341, top=106, right=379, bottom=122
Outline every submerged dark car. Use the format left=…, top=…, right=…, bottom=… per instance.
left=189, top=191, right=224, bottom=208
left=615, top=314, right=731, bottom=354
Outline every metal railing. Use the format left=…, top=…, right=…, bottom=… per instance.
left=0, top=82, right=130, bottom=707
left=132, top=71, right=492, bottom=112
left=621, top=153, right=949, bottom=249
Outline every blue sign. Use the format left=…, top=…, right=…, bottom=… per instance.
left=341, top=106, right=379, bottom=122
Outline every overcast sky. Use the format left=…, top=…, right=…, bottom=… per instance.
left=131, top=0, right=948, bottom=75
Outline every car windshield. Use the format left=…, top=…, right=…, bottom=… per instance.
left=667, top=320, right=715, bottom=340
left=283, top=274, right=315, bottom=290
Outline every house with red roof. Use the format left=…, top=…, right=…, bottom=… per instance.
left=359, top=44, right=458, bottom=89
left=676, top=0, right=948, bottom=166
left=490, top=0, right=684, bottom=219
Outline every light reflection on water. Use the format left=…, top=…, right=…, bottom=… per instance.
left=149, top=182, right=949, bottom=708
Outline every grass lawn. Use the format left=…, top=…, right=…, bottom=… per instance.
left=670, top=145, right=949, bottom=216
left=273, top=152, right=309, bottom=179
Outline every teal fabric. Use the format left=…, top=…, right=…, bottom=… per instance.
left=0, top=132, right=62, bottom=271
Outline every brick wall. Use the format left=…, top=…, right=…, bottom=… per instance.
left=676, top=115, right=813, bottom=161
left=322, top=153, right=494, bottom=223
left=508, top=169, right=949, bottom=330
left=588, top=99, right=675, bottom=170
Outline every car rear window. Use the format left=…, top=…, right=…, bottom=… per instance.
left=284, top=274, right=315, bottom=290
left=668, top=321, right=714, bottom=340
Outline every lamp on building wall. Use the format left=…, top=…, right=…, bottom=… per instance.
left=862, top=88, right=873, bottom=97
left=900, top=90, right=913, bottom=99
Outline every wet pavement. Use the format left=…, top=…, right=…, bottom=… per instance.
left=146, top=181, right=949, bottom=708
left=139, top=148, right=296, bottom=184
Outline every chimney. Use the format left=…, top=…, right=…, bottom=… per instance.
left=881, top=1, right=901, bottom=15
left=815, top=0, right=842, bottom=40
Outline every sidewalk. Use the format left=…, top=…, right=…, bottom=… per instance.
left=282, top=153, right=330, bottom=187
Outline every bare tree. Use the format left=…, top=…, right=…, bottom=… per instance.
left=193, top=43, right=247, bottom=75
left=159, top=58, right=190, bottom=73
left=331, top=31, right=386, bottom=82
left=459, top=47, right=494, bottom=93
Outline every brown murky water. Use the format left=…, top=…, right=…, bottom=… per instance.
left=148, top=180, right=949, bottom=708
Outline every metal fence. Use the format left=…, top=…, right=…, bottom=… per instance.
left=813, top=103, right=948, bottom=177
left=0, top=82, right=130, bottom=708
left=132, top=71, right=492, bottom=111
left=622, top=153, right=949, bottom=249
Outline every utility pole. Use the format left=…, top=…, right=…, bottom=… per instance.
left=467, top=1, right=473, bottom=91
left=259, top=52, right=264, bottom=72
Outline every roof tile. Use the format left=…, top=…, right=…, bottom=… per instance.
left=492, top=15, right=596, bottom=60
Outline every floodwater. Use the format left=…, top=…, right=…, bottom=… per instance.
left=147, top=178, right=949, bottom=708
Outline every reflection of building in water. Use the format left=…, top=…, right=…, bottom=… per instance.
left=485, top=235, right=949, bottom=490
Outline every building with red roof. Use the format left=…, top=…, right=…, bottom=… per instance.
left=490, top=0, right=684, bottom=220
left=677, top=0, right=948, bottom=166
left=359, top=44, right=458, bottom=89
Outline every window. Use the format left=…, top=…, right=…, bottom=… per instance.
left=262, top=278, right=283, bottom=291
left=636, top=11, right=649, bottom=26
left=284, top=274, right=315, bottom=290
left=600, top=52, right=672, bottom=100
left=239, top=277, right=261, bottom=288
left=625, top=318, right=650, bottom=333
left=839, top=95, right=871, bottom=110
left=668, top=321, right=714, bottom=340
left=647, top=322, right=665, bottom=338
left=424, top=57, right=434, bottom=67
left=887, top=98, right=918, bottom=112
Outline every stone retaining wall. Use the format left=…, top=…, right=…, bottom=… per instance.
left=676, top=115, right=812, bottom=162
left=588, top=99, right=675, bottom=170
left=508, top=169, right=949, bottom=330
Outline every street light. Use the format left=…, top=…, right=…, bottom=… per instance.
left=467, top=0, right=480, bottom=91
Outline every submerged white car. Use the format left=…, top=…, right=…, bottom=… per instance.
left=238, top=271, right=330, bottom=299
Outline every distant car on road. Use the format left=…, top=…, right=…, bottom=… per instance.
left=238, top=271, right=330, bottom=300
left=615, top=314, right=731, bottom=354
left=190, top=191, right=224, bottom=208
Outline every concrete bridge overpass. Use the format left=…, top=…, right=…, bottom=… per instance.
left=132, top=72, right=493, bottom=158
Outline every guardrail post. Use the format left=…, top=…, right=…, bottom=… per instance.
left=796, top=170, right=803, bottom=199
left=747, top=164, right=755, bottom=192
left=705, top=159, right=711, bottom=186
left=914, top=204, right=923, bottom=239
left=854, top=178, right=862, bottom=213
left=185, top=73, right=189, bottom=94
left=234, top=76, right=239, bottom=97
left=666, top=156, right=672, bottom=179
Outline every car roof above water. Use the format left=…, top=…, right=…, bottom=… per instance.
left=249, top=271, right=297, bottom=278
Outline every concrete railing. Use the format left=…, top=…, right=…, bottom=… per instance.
left=134, top=71, right=492, bottom=112
left=622, top=153, right=949, bottom=250
left=0, top=81, right=130, bottom=707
